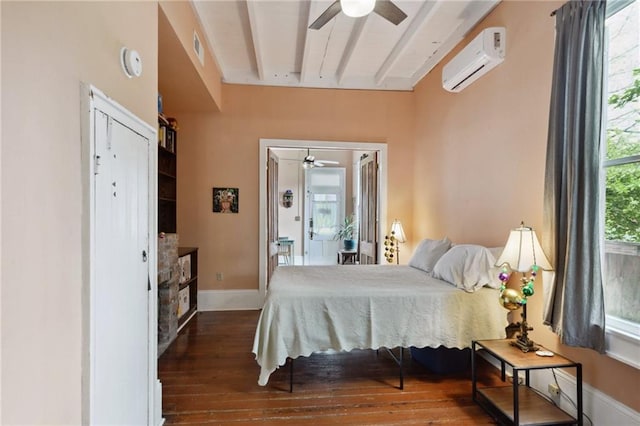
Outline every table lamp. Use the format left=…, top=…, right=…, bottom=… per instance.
left=496, top=222, right=553, bottom=352
left=384, top=220, right=406, bottom=264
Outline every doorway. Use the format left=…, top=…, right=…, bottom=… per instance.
left=304, top=167, right=346, bottom=265
left=258, top=139, right=388, bottom=298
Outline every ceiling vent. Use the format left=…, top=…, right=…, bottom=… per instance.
left=442, top=27, right=506, bottom=93
left=193, top=30, right=204, bottom=66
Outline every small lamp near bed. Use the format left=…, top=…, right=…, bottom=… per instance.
left=385, top=220, right=406, bottom=264
left=496, top=222, right=553, bottom=352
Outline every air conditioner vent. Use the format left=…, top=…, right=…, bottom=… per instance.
left=442, top=27, right=506, bottom=93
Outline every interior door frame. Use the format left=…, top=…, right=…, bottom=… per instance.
left=259, top=139, right=387, bottom=300
left=81, top=85, right=160, bottom=425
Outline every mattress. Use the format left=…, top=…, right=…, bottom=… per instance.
left=252, top=265, right=508, bottom=385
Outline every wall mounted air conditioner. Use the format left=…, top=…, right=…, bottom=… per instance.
left=442, top=27, right=506, bottom=93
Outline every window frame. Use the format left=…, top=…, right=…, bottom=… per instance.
left=602, top=0, right=640, bottom=369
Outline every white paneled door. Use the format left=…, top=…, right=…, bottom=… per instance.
left=304, top=168, right=345, bottom=265
left=267, top=149, right=279, bottom=283
left=359, top=152, right=378, bottom=264
left=93, top=105, right=150, bottom=423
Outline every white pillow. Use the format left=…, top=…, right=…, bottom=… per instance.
left=408, top=237, right=452, bottom=273
left=431, top=244, right=500, bottom=292
left=486, top=247, right=505, bottom=289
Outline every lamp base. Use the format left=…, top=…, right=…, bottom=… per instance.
left=509, top=303, right=538, bottom=352
left=510, top=336, right=539, bottom=353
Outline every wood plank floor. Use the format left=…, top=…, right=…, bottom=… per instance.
left=158, top=310, right=502, bottom=425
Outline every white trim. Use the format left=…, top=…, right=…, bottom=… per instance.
left=258, top=139, right=388, bottom=301
left=606, top=316, right=640, bottom=369
left=198, top=289, right=264, bottom=311
left=155, top=380, right=165, bottom=426
left=82, top=84, right=160, bottom=425
left=529, top=368, right=640, bottom=425
left=176, top=310, right=198, bottom=334
left=479, top=351, right=640, bottom=424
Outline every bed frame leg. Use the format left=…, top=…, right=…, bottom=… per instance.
left=399, top=347, right=404, bottom=390
left=289, top=357, right=293, bottom=393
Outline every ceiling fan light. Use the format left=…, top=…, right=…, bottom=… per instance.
left=340, top=0, right=375, bottom=18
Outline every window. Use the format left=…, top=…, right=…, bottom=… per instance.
left=311, top=193, right=340, bottom=237
left=602, top=0, right=640, bottom=367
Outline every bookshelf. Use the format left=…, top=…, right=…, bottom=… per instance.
left=158, top=114, right=177, bottom=233
left=177, top=247, right=198, bottom=331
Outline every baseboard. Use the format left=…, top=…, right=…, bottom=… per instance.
left=198, top=289, right=263, bottom=311
left=478, top=351, right=640, bottom=425
left=155, top=379, right=164, bottom=426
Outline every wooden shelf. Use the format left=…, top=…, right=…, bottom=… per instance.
left=158, top=116, right=177, bottom=233
left=477, top=387, right=576, bottom=425
left=472, top=339, right=583, bottom=426
left=478, top=339, right=575, bottom=369
left=177, top=306, right=197, bottom=331
left=177, top=247, right=198, bottom=331
left=158, top=145, right=176, bottom=156
left=158, top=169, right=176, bottom=179
left=179, top=276, right=197, bottom=290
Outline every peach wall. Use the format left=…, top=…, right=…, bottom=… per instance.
left=159, top=0, right=222, bottom=111
left=176, top=84, right=414, bottom=290
left=412, top=0, right=639, bottom=411
left=1, top=2, right=157, bottom=423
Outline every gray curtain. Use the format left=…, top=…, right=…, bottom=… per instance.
left=542, top=0, right=607, bottom=353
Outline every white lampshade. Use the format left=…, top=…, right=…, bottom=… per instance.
left=495, top=223, right=552, bottom=272
left=390, top=219, right=406, bottom=243
left=340, top=0, right=376, bottom=17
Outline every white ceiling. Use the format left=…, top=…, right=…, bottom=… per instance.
left=192, top=0, right=500, bottom=91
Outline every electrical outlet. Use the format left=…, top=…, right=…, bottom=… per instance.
left=548, top=383, right=561, bottom=396
left=216, top=272, right=224, bottom=281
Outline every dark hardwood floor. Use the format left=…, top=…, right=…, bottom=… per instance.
left=158, top=310, right=501, bottom=425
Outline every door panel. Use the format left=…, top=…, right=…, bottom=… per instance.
left=359, top=153, right=378, bottom=264
left=267, top=149, right=279, bottom=283
left=94, top=111, right=149, bottom=424
left=304, top=168, right=345, bottom=265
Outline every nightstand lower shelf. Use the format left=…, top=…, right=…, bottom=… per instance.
left=477, top=386, right=576, bottom=425
left=472, top=339, right=582, bottom=426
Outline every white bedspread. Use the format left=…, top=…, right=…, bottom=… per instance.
left=252, top=265, right=507, bottom=385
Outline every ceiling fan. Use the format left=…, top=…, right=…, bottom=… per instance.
left=309, top=0, right=408, bottom=30
left=302, top=149, right=340, bottom=169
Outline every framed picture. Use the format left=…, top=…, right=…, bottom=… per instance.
left=213, top=187, right=239, bottom=213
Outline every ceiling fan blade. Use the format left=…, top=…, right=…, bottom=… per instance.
left=316, top=160, right=339, bottom=165
left=309, top=0, right=342, bottom=30
left=314, top=162, right=325, bottom=167
left=373, top=0, right=407, bottom=25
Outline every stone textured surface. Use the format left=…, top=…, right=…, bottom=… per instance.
left=158, top=233, right=179, bottom=356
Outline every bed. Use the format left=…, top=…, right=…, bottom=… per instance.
left=252, top=242, right=509, bottom=387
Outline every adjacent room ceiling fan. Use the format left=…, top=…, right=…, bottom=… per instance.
left=302, top=149, right=340, bottom=169
left=309, top=0, right=408, bottom=30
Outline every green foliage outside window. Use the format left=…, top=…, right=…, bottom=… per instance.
left=605, top=68, right=640, bottom=243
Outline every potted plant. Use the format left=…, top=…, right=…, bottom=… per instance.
left=334, top=214, right=358, bottom=251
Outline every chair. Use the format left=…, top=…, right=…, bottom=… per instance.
left=277, top=237, right=294, bottom=265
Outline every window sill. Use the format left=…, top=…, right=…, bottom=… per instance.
left=606, top=316, right=640, bottom=369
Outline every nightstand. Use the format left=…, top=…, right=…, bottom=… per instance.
left=472, top=339, right=582, bottom=425
left=337, top=249, right=358, bottom=265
